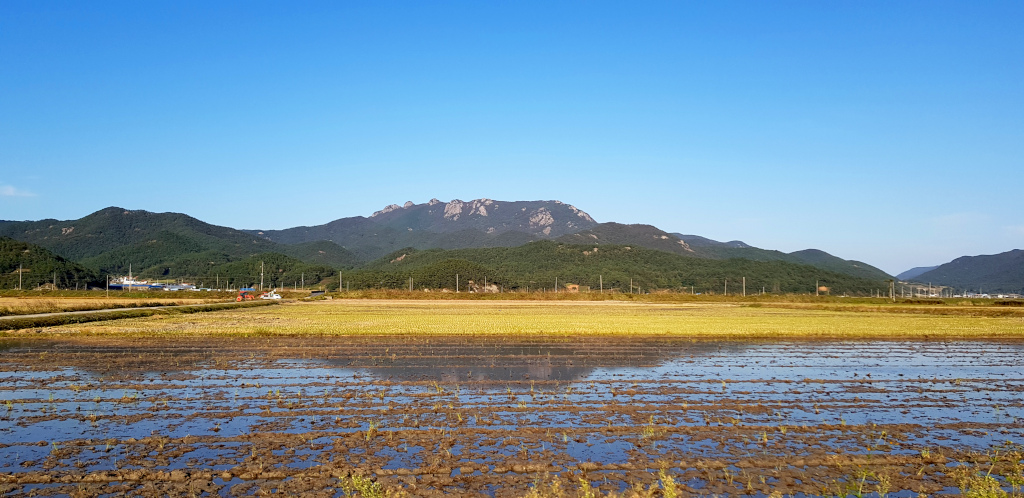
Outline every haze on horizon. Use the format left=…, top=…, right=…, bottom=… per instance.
left=1, top=1, right=1021, bottom=275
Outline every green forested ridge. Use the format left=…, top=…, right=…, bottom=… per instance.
left=561, top=223, right=892, bottom=281
left=557, top=223, right=696, bottom=255
left=339, top=241, right=887, bottom=294
left=0, top=237, right=100, bottom=289
left=694, top=246, right=892, bottom=281
left=0, top=207, right=358, bottom=280
left=0, top=207, right=278, bottom=260
left=910, top=250, right=1024, bottom=294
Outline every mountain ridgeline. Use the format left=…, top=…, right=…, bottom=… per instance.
left=905, top=250, right=1024, bottom=294
left=0, top=207, right=357, bottom=286
left=0, top=199, right=900, bottom=293
left=245, top=198, right=597, bottom=261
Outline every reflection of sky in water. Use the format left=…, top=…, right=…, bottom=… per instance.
left=1, top=339, right=1023, bottom=475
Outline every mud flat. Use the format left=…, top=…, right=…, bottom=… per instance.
left=1, top=335, right=1023, bottom=496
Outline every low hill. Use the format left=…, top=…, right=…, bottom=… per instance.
left=340, top=241, right=888, bottom=295
left=561, top=224, right=891, bottom=281
left=911, top=250, right=1024, bottom=294
left=0, top=237, right=100, bottom=289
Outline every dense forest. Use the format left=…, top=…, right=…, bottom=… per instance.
left=337, top=241, right=888, bottom=295
left=0, top=237, right=100, bottom=289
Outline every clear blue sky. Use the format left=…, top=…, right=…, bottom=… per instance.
left=2, top=1, right=1021, bottom=274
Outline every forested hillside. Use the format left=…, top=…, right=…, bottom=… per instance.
left=911, top=250, right=1024, bottom=294
left=0, top=207, right=358, bottom=279
left=0, top=237, right=100, bottom=289
left=339, top=241, right=888, bottom=295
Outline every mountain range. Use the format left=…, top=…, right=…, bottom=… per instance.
left=7, top=197, right=1011, bottom=293
left=244, top=199, right=891, bottom=281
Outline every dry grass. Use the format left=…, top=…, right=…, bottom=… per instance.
left=0, top=297, right=219, bottom=317
left=34, top=299, right=1024, bottom=338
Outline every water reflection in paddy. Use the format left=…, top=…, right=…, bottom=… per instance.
left=1, top=337, right=1022, bottom=496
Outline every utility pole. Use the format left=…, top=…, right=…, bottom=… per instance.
left=456, top=274, right=459, bottom=293
left=409, top=277, right=413, bottom=292
left=816, top=280, right=819, bottom=297
left=18, top=264, right=23, bottom=290
left=630, top=278, right=633, bottom=295
left=600, top=275, right=603, bottom=293
left=301, top=272, right=304, bottom=289
left=724, top=279, right=727, bottom=296
left=260, top=261, right=264, bottom=291
left=742, top=277, right=746, bottom=297
left=339, top=271, right=343, bottom=292
left=105, top=274, right=108, bottom=297
left=555, top=277, right=558, bottom=293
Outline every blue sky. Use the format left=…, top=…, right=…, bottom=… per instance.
left=2, top=1, right=1021, bottom=274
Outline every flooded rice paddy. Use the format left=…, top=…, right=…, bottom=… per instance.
left=1, top=336, right=1022, bottom=496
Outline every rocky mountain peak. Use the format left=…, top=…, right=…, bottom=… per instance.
left=362, top=198, right=598, bottom=238
left=370, top=204, right=403, bottom=217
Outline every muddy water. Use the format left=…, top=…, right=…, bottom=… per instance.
left=1, top=337, right=1022, bottom=496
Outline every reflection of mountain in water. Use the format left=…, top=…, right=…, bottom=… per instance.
left=0, top=336, right=757, bottom=382
left=323, top=339, right=755, bottom=384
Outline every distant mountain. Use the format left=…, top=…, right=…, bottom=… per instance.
left=558, top=223, right=695, bottom=255
left=342, top=241, right=887, bottom=295
left=247, top=198, right=598, bottom=261
left=683, top=244, right=891, bottom=281
left=897, top=266, right=939, bottom=281
left=672, top=233, right=751, bottom=249
left=910, top=250, right=1024, bottom=294
left=559, top=224, right=891, bottom=281
left=367, top=198, right=596, bottom=236
left=0, top=207, right=359, bottom=279
left=0, top=237, right=100, bottom=289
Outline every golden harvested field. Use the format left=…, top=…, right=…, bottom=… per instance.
left=3, top=298, right=1024, bottom=496
left=35, top=299, right=1024, bottom=338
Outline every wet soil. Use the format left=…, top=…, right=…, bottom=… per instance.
left=1, top=336, right=1022, bottom=496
